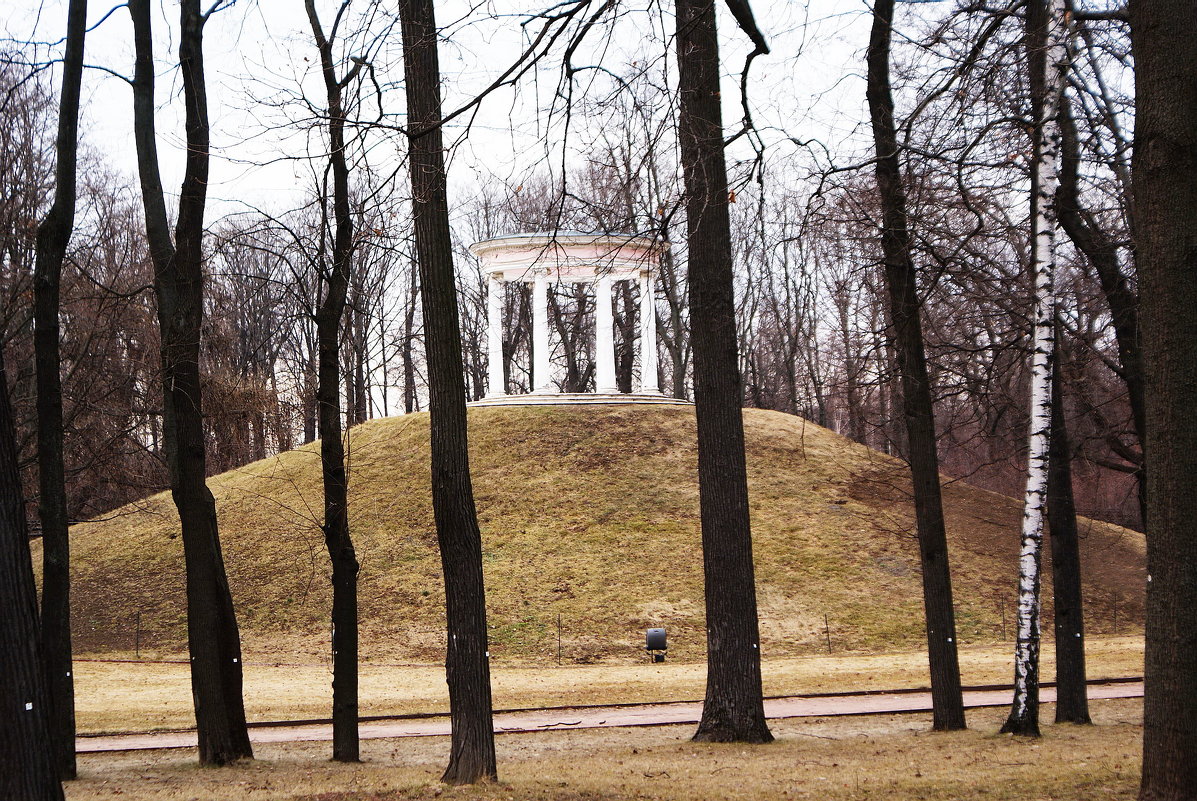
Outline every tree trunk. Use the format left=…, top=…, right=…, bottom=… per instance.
left=1130, top=1, right=1197, bottom=798
left=304, top=0, right=361, bottom=763
left=303, top=349, right=318, bottom=443
left=0, top=347, right=64, bottom=801
left=865, top=0, right=966, bottom=732
left=398, top=0, right=497, bottom=783
left=616, top=281, right=635, bottom=393
left=1046, top=332, right=1089, bottom=725
left=403, top=264, right=419, bottom=414
left=675, top=0, right=772, bottom=745
left=656, top=246, right=689, bottom=400
left=351, top=284, right=369, bottom=424
left=128, top=0, right=252, bottom=765
left=1002, top=0, right=1067, bottom=738
left=32, top=0, right=86, bottom=779
left=550, top=288, right=586, bottom=392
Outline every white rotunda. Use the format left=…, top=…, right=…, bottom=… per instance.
left=467, top=232, right=688, bottom=406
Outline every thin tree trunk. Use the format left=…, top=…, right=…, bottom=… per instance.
left=865, top=0, right=966, bottom=731
left=549, top=289, right=584, bottom=392
left=128, top=0, right=252, bottom=765
left=352, top=283, right=369, bottom=424
left=304, top=0, right=361, bottom=763
left=676, top=0, right=771, bottom=745
left=0, top=347, right=64, bottom=801
left=1002, top=0, right=1067, bottom=738
left=657, top=247, right=689, bottom=400
left=304, top=349, right=318, bottom=443
left=32, top=0, right=87, bottom=779
left=617, top=281, right=635, bottom=393
left=1130, top=1, right=1197, bottom=798
left=403, top=264, right=419, bottom=414
left=398, top=0, right=497, bottom=783
left=1046, top=330, right=1089, bottom=725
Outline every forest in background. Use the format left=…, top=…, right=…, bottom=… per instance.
left=0, top=0, right=1140, bottom=531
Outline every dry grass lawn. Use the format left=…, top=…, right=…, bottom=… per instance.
left=75, top=636, right=1143, bottom=734
left=67, top=699, right=1143, bottom=800
left=57, top=406, right=1146, bottom=666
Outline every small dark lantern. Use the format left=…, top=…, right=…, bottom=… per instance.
left=646, top=627, right=667, bottom=662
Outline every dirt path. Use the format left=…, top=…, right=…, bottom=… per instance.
left=76, top=680, right=1142, bottom=754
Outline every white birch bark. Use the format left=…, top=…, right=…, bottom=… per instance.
left=1005, top=0, right=1069, bottom=734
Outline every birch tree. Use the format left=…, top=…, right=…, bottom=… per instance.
left=1001, top=0, right=1069, bottom=738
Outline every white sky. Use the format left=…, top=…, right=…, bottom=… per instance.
left=4, top=0, right=890, bottom=224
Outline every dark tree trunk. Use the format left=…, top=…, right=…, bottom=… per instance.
left=304, top=0, right=361, bottom=763
left=32, top=0, right=86, bottom=779
left=657, top=247, right=689, bottom=400
left=675, top=0, right=772, bottom=745
left=403, top=265, right=419, bottom=414
left=351, top=284, right=369, bottom=425
left=0, top=347, right=64, bottom=801
left=504, top=284, right=531, bottom=394
left=1046, top=334, right=1089, bottom=725
left=128, top=0, right=252, bottom=765
left=616, top=281, right=635, bottom=393
left=1131, top=1, right=1197, bottom=798
left=252, top=411, right=267, bottom=462
left=398, top=0, right=497, bottom=783
left=1058, top=104, right=1146, bottom=526
left=550, top=288, right=587, bottom=393
left=865, top=0, right=966, bottom=732
left=303, top=350, right=318, bottom=443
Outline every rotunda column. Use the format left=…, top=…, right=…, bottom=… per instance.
left=639, top=269, right=660, bottom=394
left=595, top=275, right=618, bottom=393
left=532, top=270, right=552, bottom=393
left=486, top=274, right=505, bottom=396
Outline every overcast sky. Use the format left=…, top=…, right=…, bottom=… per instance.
left=4, top=0, right=884, bottom=223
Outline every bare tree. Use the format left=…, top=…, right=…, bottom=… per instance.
left=127, top=0, right=252, bottom=765
left=0, top=344, right=63, bottom=801
left=1131, top=0, right=1197, bottom=797
left=676, top=0, right=771, bottom=744
left=866, top=0, right=965, bottom=732
left=304, top=0, right=363, bottom=763
left=1046, top=325, right=1089, bottom=724
left=1002, top=0, right=1068, bottom=738
left=398, top=0, right=497, bottom=783
left=31, top=0, right=86, bottom=778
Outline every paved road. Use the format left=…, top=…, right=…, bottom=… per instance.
left=77, top=681, right=1143, bottom=754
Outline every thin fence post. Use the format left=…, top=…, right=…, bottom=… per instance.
left=824, top=613, right=832, bottom=654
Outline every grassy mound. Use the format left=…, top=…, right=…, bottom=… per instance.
left=62, top=405, right=1144, bottom=663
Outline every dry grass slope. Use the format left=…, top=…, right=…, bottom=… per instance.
left=60, top=405, right=1145, bottom=663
